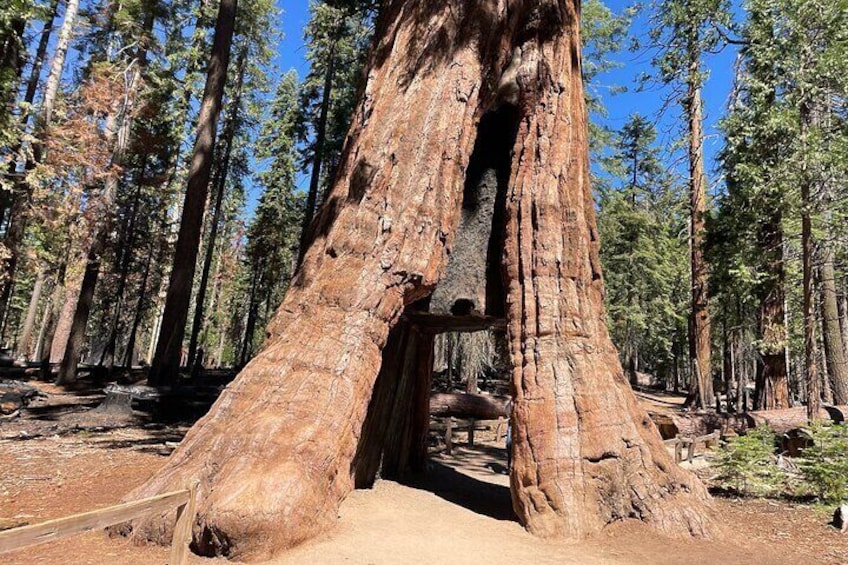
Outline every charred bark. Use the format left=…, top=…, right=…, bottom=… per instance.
left=123, top=238, right=155, bottom=367
left=127, top=1, right=713, bottom=559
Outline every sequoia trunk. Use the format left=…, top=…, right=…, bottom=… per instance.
left=128, top=1, right=712, bottom=559
left=754, top=213, right=790, bottom=410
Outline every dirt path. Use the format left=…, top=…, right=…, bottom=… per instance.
left=1, top=432, right=843, bottom=565
left=2, top=384, right=846, bottom=565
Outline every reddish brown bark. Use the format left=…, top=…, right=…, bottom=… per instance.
left=686, top=30, right=713, bottom=410
left=747, top=407, right=829, bottom=435
left=754, top=214, right=790, bottom=410
left=127, top=1, right=713, bottom=559
left=429, top=392, right=510, bottom=419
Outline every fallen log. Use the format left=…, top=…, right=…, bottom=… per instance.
left=429, top=392, right=510, bottom=420
left=746, top=407, right=829, bottom=435
left=0, top=380, right=44, bottom=415
left=649, top=411, right=750, bottom=440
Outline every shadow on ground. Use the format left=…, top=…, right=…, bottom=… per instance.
left=405, top=443, right=515, bottom=522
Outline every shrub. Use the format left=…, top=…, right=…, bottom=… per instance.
left=715, top=425, right=785, bottom=496
left=797, top=423, right=848, bottom=504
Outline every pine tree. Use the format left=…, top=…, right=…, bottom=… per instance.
left=238, top=70, right=303, bottom=363
left=296, top=0, right=372, bottom=259
left=147, top=0, right=238, bottom=385
left=648, top=0, right=733, bottom=408
left=598, top=114, right=689, bottom=387
left=717, top=1, right=792, bottom=410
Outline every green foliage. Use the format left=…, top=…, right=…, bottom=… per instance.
left=715, top=426, right=785, bottom=496
left=581, top=0, right=633, bottom=158
left=717, top=424, right=848, bottom=504
left=297, top=0, right=373, bottom=195
left=597, top=114, right=689, bottom=382
left=797, top=424, right=848, bottom=504
left=711, top=0, right=848, bottom=385
left=646, top=0, right=733, bottom=89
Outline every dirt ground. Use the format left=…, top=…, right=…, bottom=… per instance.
left=2, top=383, right=848, bottom=565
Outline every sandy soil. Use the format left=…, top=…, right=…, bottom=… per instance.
left=2, top=385, right=847, bottom=565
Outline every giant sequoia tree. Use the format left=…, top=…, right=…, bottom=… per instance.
left=129, top=0, right=712, bottom=559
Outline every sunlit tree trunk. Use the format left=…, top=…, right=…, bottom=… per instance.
left=685, top=29, right=713, bottom=410
left=0, top=0, right=80, bottom=323
left=128, top=1, right=713, bottom=559
left=16, top=271, right=45, bottom=359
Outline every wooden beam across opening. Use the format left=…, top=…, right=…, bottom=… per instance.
left=402, top=310, right=506, bottom=333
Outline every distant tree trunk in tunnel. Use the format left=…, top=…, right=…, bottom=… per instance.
left=126, top=1, right=713, bottom=560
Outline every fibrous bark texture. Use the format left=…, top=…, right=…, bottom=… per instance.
left=820, top=248, right=848, bottom=404
left=754, top=214, right=790, bottom=410
left=128, top=1, right=712, bottom=559
left=685, top=33, right=713, bottom=410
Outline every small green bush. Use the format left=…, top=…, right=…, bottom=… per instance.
left=797, top=423, right=848, bottom=504
left=715, top=425, right=785, bottom=496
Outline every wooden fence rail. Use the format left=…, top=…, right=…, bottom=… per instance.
left=0, top=481, right=198, bottom=564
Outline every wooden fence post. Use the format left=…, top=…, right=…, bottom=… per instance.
left=169, top=480, right=199, bottom=565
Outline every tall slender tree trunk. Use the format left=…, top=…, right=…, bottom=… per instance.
left=3, top=0, right=60, bottom=214
left=56, top=7, right=155, bottom=383
left=800, top=99, right=820, bottom=421
left=0, top=17, right=26, bottom=129
left=147, top=0, right=238, bottom=386
left=297, top=42, right=337, bottom=262
left=41, top=265, right=66, bottom=378
left=124, top=240, right=155, bottom=368
left=16, top=271, right=45, bottom=359
left=819, top=247, right=848, bottom=403
left=238, top=260, right=261, bottom=368
left=100, top=161, right=148, bottom=369
left=0, top=0, right=80, bottom=324
left=20, top=0, right=60, bottom=118
left=128, top=2, right=713, bottom=558
left=34, top=293, right=52, bottom=363
left=187, top=47, right=247, bottom=368
left=686, top=32, right=713, bottom=410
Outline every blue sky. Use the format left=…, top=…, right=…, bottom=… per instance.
left=271, top=0, right=741, bottom=207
